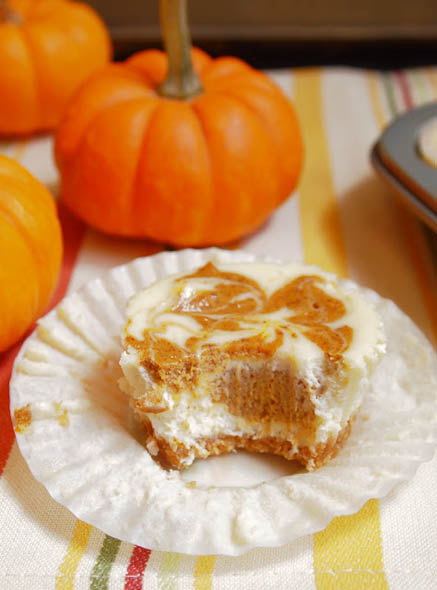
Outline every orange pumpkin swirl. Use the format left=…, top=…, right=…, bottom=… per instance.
left=54, top=48, right=303, bottom=246
left=120, top=261, right=386, bottom=471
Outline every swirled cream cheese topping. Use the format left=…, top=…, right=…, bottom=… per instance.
left=120, top=260, right=386, bottom=470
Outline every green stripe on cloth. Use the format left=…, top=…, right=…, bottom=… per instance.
left=158, top=553, right=181, bottom=590
left=90, top=535, right=121, bottom=590
left=381, top=73, right=398, bottom=116
left=409, top=70, right=431, bottom=103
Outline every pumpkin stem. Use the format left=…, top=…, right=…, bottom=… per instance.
left=158, top=0, right=203, bottom=100
left=0, top=0, right=22, bottom=23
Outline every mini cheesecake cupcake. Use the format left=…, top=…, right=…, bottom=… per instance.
left=120, top=260, right=386, bottom=470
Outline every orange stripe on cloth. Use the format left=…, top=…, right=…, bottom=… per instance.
left=293, top=68, right=348, bottom=278
left=293, top=68, right=388, bottom=590
left=194, top=555, right=216, bottom=590
left=55, top=521, right=92, bottom=590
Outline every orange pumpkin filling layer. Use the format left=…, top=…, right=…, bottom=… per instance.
left=120, top=261, right=385, bottom=470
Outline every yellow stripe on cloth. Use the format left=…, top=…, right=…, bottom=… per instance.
left=314, top=500, right=387, bottom=589
left=293, top=68, right=388, bottom=590
left=56, top=520, right=92, bottom=590
left=293, top=68, right=348, bottom=278
left=368, top=72, right=387, bottom=130
left=194, top=555, right=216, bottom=590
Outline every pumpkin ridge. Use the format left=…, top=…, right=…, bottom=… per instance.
left=16, top=24, right=44, bottom=129
left=0, top=180, right=61, bottom=279
left=63, top=97, right=158, bottom=234
left=214, top=88, right=284, bottom=205
left=186, top=100, right=215, bottom=244
left=212, top=86, right=292, bottom=205
left=192, top=92, right=280, bottom=242
left=129, top=100, right=164, bottom=235
left=0, top=170, right=61, bottom=295
left=190, top=95, right=247, bottom=242
left=21, top=6, right=110, bottom=130
left=124, top=99, right=162, bottom=234
left=125, top=63, right=158, bottom=88
left=130, top=99, right=212, bottom=243
left=125, top=49, right=167, bottom=88
left=0, top=161, right=56, bottom=214
left=188, top=99, right=222, bottom=243
left=214, top=88, right=283, bottom=174
left=0, top=24, right=41, bottom=133
left=55, top=77, right=154, bottom=171
left=0, top=219, right=40, bottom=351
left=0, top=194, right=44, bottom=315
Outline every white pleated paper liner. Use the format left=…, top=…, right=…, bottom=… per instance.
left=9, top=248, right=437, bottom=556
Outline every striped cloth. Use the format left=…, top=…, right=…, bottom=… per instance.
left=1, top=66, right=436, bottom=590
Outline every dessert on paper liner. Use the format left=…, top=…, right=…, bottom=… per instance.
left=9, top=248, right=437, bottom=556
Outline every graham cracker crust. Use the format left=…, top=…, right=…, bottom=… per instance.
left=140, top=416, right=354, bottom=471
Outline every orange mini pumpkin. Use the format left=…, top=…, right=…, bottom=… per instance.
left=0, top=155, right=62, bottom=352
left=0, top=0, right=112, bottom=135
left=55, top=0, right=302, bottom=246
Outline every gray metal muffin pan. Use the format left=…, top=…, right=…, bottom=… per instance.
left=371, top=102, right=437, bottom=232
